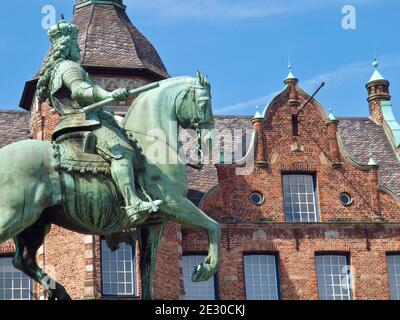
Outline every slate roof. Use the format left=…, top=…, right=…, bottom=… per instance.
left=72, top=3, right=169, bottom=78
left=187, top=115, right=253, bottom=205
left=338, top=117, right=400, bottom=198
left=0, top=110, right=31, bottom=149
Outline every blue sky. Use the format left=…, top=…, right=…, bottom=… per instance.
left=1, top=0, right=400, bottom=119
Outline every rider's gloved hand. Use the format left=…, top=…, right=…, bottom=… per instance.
left=112, top=88, right=129, bottom=102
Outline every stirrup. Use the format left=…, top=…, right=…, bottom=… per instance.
left=125, top=202, right=153, bottom=215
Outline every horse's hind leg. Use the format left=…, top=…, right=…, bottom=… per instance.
left=138, top=224, right=164, bottom=300
left=13, top=222, right=72, bottom=300
left=162, top=195, right=221, bottom=282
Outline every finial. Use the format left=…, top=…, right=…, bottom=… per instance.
left=328, top=107, right=336, bottom=121
left=369, top=56, right=384, bottom=82
left=286, top=55, right=296, bottom=80
left=253, top=105, right=263, bottom=119
left=219, top=150, right=225, bottom=164
left=61, top=13, right=65, bottom=21
left=368, top=148, right=377, bottom=166
left=372, top=58, right=379, bottom=69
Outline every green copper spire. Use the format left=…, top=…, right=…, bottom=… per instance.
left=328, top=107, right=336, bottom=121
left=369, top=58, right=385, bottom=82
left=381, top=100, right=400, bottom=148
left=368, top=151, right=377, bottom=166
left=253, top=105, right=263, bottom=119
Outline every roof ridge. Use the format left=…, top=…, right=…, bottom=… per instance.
left=337, top=116, right=371, bottom=121
left=80, top=3, right=95, bottom=64
left=115, top=7, right=168, bottom=77
left=0, top=109, right=29, bottom=114
left=214, top=115, right=253, bottom=119
left=114, top=6, right=144, bottom=69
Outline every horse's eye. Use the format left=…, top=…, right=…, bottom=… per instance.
left=199, top=101, right=208, bottom=109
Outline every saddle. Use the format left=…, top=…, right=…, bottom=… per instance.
left=53, top=131, right=112, bottom=175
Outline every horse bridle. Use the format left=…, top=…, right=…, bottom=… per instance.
left=177, top=85, right=214, bottom=171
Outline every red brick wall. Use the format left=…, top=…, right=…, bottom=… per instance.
left=207, top=85, right=394, bottom=224
left=181, top=81, right=400, bottom=300
left=42, top=227, right=87, bottom=299
left=153, top=223, right=183, bottom=300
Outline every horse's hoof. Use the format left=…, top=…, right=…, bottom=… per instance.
left=46, top=290, right=57, bottom=300
left=152, top=200, right=163, bottom=212
left=46, top=287, right=72, bottom=300
left=191, top=263, right=214, bottom=282
left=58, top=292, right=72, bottom=300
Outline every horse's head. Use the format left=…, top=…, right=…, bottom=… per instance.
left=176, top=71, right=215, bottom=169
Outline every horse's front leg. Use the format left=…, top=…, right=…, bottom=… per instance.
left=162, top=195, right=221, bottom=282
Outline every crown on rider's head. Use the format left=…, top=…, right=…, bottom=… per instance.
left=48, top=15, right=79, bottom=44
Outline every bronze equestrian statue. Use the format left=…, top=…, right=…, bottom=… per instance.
left=0, top=18, right=220, bottom=300
left=37, top=18, right=161, bottom=223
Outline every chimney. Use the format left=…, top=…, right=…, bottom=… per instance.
left=366, top=59, right=391, bottom=125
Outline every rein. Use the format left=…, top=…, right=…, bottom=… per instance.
left=175, top=85, right=212, bottom=170
left=128, top=128, right=202, bottom=170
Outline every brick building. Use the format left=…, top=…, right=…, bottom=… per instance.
left=1, top=0, right=400, bottom=300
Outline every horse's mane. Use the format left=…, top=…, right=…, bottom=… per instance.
left=157, top=76, right=197, bottom=87
left=123, top=76, right=197, bottom=127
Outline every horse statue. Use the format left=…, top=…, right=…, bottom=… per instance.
left=0, top=73, right=220, bottom=300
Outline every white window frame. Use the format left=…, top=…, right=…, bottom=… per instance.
left=316, top=254, right=352, bottom=300
left=0, top=256, right=33, bottom=300
left=100, top=240, right=137, bottom=297
left=387, top=254, right=400, bottom=300
left=282, top=174, right=320, bottom=222
left=243, top=254, right=280, bottom=300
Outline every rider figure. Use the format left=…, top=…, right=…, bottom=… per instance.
left=36, top=18, right=160, bottom=222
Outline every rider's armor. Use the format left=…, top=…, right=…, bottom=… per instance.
left=49, top=59, right=157, bottom=222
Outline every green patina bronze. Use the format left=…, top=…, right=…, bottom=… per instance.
left=0, top=18, right=220, bottom=300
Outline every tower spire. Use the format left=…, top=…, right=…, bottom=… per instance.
left=366, top=57, right=391, bottom=124
left=369, top=57, right=385, bottom=82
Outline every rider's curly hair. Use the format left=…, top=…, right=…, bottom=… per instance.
left=36, top=35, right=72, bottom=106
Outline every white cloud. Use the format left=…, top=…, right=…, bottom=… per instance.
left=214, top=91, right=278, bottom=114
left=302, top=53, right=400, bottom=91
left=126, top=0, right=382, bottom=22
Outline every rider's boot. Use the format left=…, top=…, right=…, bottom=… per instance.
left=111, top=157, right=161, bottom=224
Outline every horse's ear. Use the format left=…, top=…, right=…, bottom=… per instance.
left=197, top=70, right=204, bottom=85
